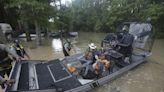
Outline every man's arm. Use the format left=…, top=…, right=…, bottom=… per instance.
left=0, top=44, right=20, bottom=60
left=0, top=75, right=15, bottom=86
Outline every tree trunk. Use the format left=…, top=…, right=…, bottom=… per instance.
left=24, top=22, right=31, bottom=41
left=0, top=29, right=6, bottom=43
left=34, top=20, right=42, bottom=46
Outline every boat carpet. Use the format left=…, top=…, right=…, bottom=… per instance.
left=17, top=63, right=29, bottom=90
left=35, top=63, right=55, bottom=89
left=48, top=61, right=70, bottom=81
left=47, top=60, right=82, bottom=91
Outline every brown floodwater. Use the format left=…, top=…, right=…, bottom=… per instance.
left=15, top=32, right=164, bottom=92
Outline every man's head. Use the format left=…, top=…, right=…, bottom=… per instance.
left=88, top=43, right=97, bottom=50
left=0, top=27, right=6, bottom=43
left=122, top=25, right=129, bottom=31
left=146, top=17, right=151, bottom=23
left=13, top=39, right=20, bottom=46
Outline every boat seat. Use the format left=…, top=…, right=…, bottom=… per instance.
left=106, top=50, right=130, bottom=68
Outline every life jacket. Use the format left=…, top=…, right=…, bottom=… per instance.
left=11, top=44, right=25, bottom=58
left=67, top=66, right=76, bottom=73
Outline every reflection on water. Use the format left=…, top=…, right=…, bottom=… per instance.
left=24, top=32, right=164, bottom=92
left=26, top=38, right=64, bottom=60
left=52, top=39, right=62, bottom=52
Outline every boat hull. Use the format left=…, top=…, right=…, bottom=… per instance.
left=5, top=54, right=146, bottom=92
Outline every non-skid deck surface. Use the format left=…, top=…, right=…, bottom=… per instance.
left=49, top=62, right=70, bottom=81
left=18, top=63, right=29, bottom=90
left=35, top=59, right=81, bottom=90
left=6, top=59, right=83, bottom=91
left=36, top=63, right=55, bottom=89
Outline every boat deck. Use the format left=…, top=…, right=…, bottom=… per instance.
left=5, top=54, right=145, bottom=92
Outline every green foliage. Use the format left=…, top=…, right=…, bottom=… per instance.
left=8, top=0, right=54, bottom=28
left=1, top=0, right=164, bottom=38
left=68, top=0, right=164, bottom=38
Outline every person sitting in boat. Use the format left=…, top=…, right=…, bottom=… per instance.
left=96, top=53, right=110, bottom=70
left=79, top=51, right=94, bottom=66
left=79, top=53, right=109, bottom=79
left=67, top=60, right=106, bottom=79
left=79, top=63, right=100, bottom=79
left=10, top=39, right=30, bottom=60
left=86, top=43, right=99, bottom=64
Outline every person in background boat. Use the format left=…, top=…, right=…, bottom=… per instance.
left=0, top=42, right=21, bottom=77
left=0, top=75, right=15, bottom=88
left=63, top=39, right=72, bottom=56
left=10, top=39, right=30, bottom=60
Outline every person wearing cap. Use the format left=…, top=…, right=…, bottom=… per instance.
left=10, top=39, right=30, bottom=60
left=88, top=43, right=97, bottom=51
left=87, top=43, right=99, bottom=64
left=0, top=43, right=21, bottom=77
